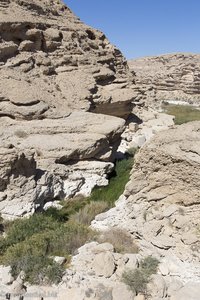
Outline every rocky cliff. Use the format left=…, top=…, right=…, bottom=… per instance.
left=0, top=0, right=141, bottom=119
left=0, top=0, right=143, bottom=217
left=129, top=53, right=200, bottom=107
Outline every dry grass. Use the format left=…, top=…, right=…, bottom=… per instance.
left=98, top=228, right=139, bottom=254
left=70, top=201, right=109, bottom=225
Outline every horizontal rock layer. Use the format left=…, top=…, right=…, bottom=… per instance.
left=0, top=112, right=125, bottom=218
left=129, top=53, right=200, bottom=107
left=0, top=0, right=142, bottom=120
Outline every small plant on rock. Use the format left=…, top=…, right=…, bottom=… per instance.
left=122, top=256, right=159, bottom=296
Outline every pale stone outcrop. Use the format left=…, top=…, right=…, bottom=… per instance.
left=0, top=0, right=141, bottom=218
left=0, top=0, right=140, bottom=120
left=0, top=112, right=125, bottom=218
left=92, top=121, right=200, bottom=298
left=129, top=53, right=200, bottom=108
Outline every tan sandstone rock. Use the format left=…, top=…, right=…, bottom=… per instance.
left=129, top=53, right=200, bottom=108
left=0, top=0, right=140, bottom=120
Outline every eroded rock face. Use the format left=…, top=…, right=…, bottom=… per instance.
left=0, top=0, right=140, bottom=120
left=0, top=0, right=141, bottom=218
left=129, top=53, right=200, bottom=107
left=92, top=122, right=200, bottom=297
left=0, top=113, right=125, bottom=218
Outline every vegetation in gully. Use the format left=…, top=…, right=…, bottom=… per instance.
left=0, top=156, right=135, bottom=284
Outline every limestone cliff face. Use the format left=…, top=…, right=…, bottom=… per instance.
left=129, top=53, right=200, bottom=107
left=0, top=0, right=140, bottom=119
left=0, top=0, right=142, bottom=217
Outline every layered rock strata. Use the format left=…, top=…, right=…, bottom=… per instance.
left=129, top=53, right=200, bottom=108
left=0, top=0, right=144, bottom=217
left=0, top=0, right=141, bottom=119
left=0, top=112, right=125, bottom=218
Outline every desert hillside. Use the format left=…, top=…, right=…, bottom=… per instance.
left=0, top=1, right=200, bottom=300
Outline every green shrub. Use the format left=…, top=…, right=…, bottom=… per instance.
left=0, top=214, right=59, bottom=254
left=126, top=147, right=138, bottom=158
left=70, top=201, right=109, bottom=225
left=140, top=256, right=159, bottom=277
left=10, top=255, right=64, bottom=285
left=122, top=256, right=159, bottom=295
left=1, top=220, right=94, bottom=283
left=122, top=268, right=148, bottom=295
left=46, top=222, right=95, bottom=256
left=45, top=196, right=89, bottom=222
left=98, top=228, right=139, bottom=254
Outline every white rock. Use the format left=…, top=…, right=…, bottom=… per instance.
left=43, top=201, right=63, bottom=211
left=92, top=252, right=115, bottom=278
left=0, top=266, right=14, bottom=285
left=147, top=274, right=167, bottom=299
left=112, top=283, right=134, bottom=300
left=134, top=295, right=145, bottom=300
left=159, top=263, right=169, bottom=276
left=171, top=282, right=200, bottom=300
left=53, top=256, right=66, bottom=265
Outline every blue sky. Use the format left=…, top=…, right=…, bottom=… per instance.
left=64, top=1, right=200, bottom=59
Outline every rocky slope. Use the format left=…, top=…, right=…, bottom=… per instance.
left=129, top=53, right=200, bottom=108
left=0, top=0, right=144, bottom=217
left=3, top=121, right=199, bottom=299
left=92, top=121, right=200, bottom=299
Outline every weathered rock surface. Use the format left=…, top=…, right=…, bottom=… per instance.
left=118, top=107, right=174, bottom=154
left=0, top=112, right=125, bottom=218
left=0, top=0, right=143, bottom=218
left=129, top=53, right=200, bottom=108
left=92, top=121, right=200, bottom=298
left=0, top=0, right=141, bottom=120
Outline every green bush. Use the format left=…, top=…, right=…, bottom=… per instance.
left=122, top=268, right=148, bottom=295
left=1, top=220, right=94, bottom=283
left=98, top=228, right=139, bottom=254
left=46, top=222, right=95, bottom=256
left=140, top=256, right=159, bottom=277
left=45, top=196, right=89, bottom=222
left=126, top=147, right=138, bottom=158
left=122, top=256, right=159, bottom=295
left=0, top=214, right=59, bottom=253
left=11, top=255, right=64, bottom=285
